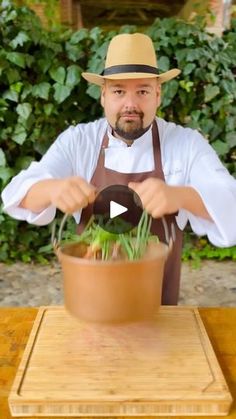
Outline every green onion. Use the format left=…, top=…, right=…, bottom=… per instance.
left=58, top=210, right=157, bottom=261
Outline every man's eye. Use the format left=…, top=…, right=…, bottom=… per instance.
left=114, top=90, right=124, bottom=95
left=139, top=90, right=149, bottom=95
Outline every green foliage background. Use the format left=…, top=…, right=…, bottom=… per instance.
left=0, top=0, right=236, bottom=262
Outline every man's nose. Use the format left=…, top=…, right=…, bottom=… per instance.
left=123, top=92, right=138, bottom=108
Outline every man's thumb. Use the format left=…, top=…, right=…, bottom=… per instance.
left=128, top=181, right=137, bottom=190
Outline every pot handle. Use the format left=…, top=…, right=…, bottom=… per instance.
left=51, top=213, right=69, bottom=260
left=161, top=216, right=175, bottom=255
left=51, top=213, right=95, bottom=260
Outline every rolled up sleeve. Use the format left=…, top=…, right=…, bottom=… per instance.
left=187, top=149, right=236, bottom=247
left=1, top=168, right=56, bottom=225
left=1, top=128, right=75, bottom=225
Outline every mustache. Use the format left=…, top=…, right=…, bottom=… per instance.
left=118, top=110, right=144, bottom=118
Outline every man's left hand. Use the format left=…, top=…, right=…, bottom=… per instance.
left=128, top=178, right=179, bottom=218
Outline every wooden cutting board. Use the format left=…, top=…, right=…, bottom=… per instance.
left=8, top=306, right=232, bottom=417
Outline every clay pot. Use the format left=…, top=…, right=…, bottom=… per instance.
left=57, top=241, right=170, bottom=324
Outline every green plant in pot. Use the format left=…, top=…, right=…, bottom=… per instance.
left=53, top=211, right=171, bottom=324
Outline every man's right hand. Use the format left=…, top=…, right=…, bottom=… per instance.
left=50, top=177, right=96, bottom=214
left=20, top=177, right=96, bottom=214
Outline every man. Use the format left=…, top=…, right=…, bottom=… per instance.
left=2, top=33, right=236, bottom=304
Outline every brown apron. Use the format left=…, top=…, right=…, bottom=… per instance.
left=78, top=121, right=183, bottom=305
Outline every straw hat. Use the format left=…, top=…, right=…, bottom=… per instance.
left=82, top=33, right=181, bottom=86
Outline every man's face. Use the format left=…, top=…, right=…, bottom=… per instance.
left=100, top=78, right=161, bottom=141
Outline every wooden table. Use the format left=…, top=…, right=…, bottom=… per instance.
left=0, top=306, right=235, bottom=419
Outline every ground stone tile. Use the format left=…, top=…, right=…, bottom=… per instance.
left=0, top=260, right=235, bottom=307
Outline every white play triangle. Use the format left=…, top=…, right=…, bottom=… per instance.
left=110, top=200, right=128, bottom=219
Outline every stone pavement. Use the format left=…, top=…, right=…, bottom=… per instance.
left=0, top=260, right=235, bottom=307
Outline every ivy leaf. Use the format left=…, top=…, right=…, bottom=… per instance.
left=70, top=29, right=89, bottom=44
left=89, top=27, right=103, bottom=42
left=65, top=43, right=84, bottom=62
left=186, top=49, right=200, bottom=62
left=0, top=167, right=14, bottom=185
left=158, top=56, right=170, bottom=72
left=0, top=99, right=7, bottom=114
left=21, top=83, right=33, bottom=101
left=6, top=52, right=26, bottom=68
left=183, top=63, right=196, bottom=75
left=225, top=132, right=236, bottom=148
left=25, top=54, right=34, bottom=67
left=161, top=80, right=179, bottom=108
left=32, top=82, right=51, bottom=100
left=12, top=124, right=27, bottom=144
left=94, top=41, right=109, bottom=60
left=10, top=31, right=30, bottom=49
left=6, top=68, right=20, bottom=84
left=49, top=66, right=66, bottom=84
left=0, top=148, right=6, bottom=167
left=15, top=156, right=34, bottom=170
left=10, top=82, right=23, bottom=93
left=221, top=79, right=235, bottom=95
left=53, top=83, right=72, bottom=104
left=224, top=115, right=235, bottom=131
left=190, top=110, right=201, bottom=121
left=38, top=50, right=56, bottom=73
left=179, top=80, right=194, bottom=93
left=16, top=103, right=32, bottom=120
left=87, top=57, right=104, bottom=75
left=44, top=103, right=54, bottom=116
left=86, top=84, right=100, bottom=100
left=66, top=65, right=81, bottom=87
left=212, top=140, right=230, bottom=156
left=3, top=89, right=19, bottom=102
left=204, top=85, right=220, bottom=102
left=3, top=8, right=17, bottom=23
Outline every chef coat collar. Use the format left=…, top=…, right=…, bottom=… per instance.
left=107, top=124, right=153, bottom=148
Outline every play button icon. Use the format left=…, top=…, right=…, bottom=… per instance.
left=110, top=201, right=127, bottom=219
left=93, top=185, right=143, bottom=234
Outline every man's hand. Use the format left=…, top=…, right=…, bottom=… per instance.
left=20, top=177, right=96, bottom=214
left=129, top=177, right=212, bottom=220
left=49, top=177, right=96, bottom=214
left=129, top=178, right=179, bottom=218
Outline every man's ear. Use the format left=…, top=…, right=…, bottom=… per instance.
left=156, top=83, right=162, bottom=107
left=100, top=86, right=105, bottom=107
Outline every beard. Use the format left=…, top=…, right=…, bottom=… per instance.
left=113, top=110, right=151, bottom=141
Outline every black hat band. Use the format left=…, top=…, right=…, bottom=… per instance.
left=102, top=64, right=159, bottom=76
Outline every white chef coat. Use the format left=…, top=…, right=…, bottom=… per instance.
left=2, top=117, right=236, bottom=247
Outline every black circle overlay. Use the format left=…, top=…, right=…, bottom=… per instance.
left=93, top=185, right=143, bottom=234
